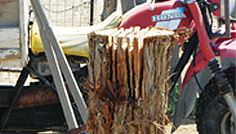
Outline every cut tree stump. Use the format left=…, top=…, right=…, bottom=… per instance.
left=86, top=27, right=181, bottom=134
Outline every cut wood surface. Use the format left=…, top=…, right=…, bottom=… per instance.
left=86, top=27, right=180, bottom=134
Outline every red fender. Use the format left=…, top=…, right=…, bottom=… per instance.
left=181, top=22, right=236, bottom=91
left=181, top=51, right=208, bottom=92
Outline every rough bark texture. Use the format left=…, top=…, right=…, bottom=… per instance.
left=86, top=27, right=180, bottom=134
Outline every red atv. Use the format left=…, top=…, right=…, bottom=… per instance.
left=119, top=0, right=236, bottom=133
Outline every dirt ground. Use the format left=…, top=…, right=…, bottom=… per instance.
left=174, top=124, right=198, bottom=134
left=0, top=71, right=199, bottom=134
left=173, top=119, right=198, bottom=134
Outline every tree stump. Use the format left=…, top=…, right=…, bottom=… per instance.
left=86, top=27, right=179, bottom=134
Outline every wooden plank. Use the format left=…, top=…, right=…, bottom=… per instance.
left=0, top=58, right=22, bottom=69
left=19, top=0, right=29, bottom=67
left=0, top=27, right=20, bottom=63
left=0, top=0, right=29, bottom=68
left=0, top=28, right=19, bottom=49
left=0, top=0, right=19, bottom=27
left=0, top=0, right=14, bottom=5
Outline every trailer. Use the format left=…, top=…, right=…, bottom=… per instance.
left=0, top=0, right=90, bottom=132
left=0, top=0, right=121, bottom=132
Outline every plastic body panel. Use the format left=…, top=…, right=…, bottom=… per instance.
left=181, top=22, right=236, bottom=90
left=120, top=1, right=193, bottom=30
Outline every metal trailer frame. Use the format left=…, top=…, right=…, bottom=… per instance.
left=30, top=0, right=88, bottom=130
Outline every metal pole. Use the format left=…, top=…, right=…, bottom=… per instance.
left=30, top=0, right=88, bottom=124
left=90, top=0, right=94, bottom=25
left=224, top=0, right=231, bottom=37
left=30, top=0, right=78, bottom=130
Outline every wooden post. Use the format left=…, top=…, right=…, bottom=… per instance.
left=90, top=0, right=94, bottom=25
left=86, top=27, right=179, bottom=134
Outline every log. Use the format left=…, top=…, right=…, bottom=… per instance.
left=0, top=84, right=59, bottom=109
left=86, top=27, right=180, bottom=134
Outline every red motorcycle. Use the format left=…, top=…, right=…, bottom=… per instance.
left=119, top=0, right=236, bottom=133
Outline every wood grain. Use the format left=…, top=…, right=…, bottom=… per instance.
left=86, top=27, right=180, bottom=134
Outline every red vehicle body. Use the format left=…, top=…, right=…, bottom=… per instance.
left=120, top=1, right=193, bottom=30
left=120, top=0, right=236, bottom=133
left=120, top=0, right=236, bottom=90
left=182, top=23, right=236, bottom=91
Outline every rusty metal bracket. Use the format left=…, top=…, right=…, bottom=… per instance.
left=26, top=65, right=56, bottom=92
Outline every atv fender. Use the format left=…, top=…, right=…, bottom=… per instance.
left=180, top=22, right=236, bottom=92
left=174, top=23, right=236, bottom=127
left=173, top=57, right=236, bottom=127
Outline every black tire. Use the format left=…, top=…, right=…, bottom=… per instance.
left=196, top=66, right=236, bottom=134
